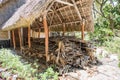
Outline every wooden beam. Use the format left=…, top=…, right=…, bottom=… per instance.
left=56, top=4, right=65, bottom=21
left=69, top=6, right=75, bottom=20
left=56, top=0, right=74, bottom=6
left=71, top=0, right=82, bottom=20
left=52, top=6, right=63, bottom=23
left=81, top=19, right=85, bottom=40
left=63, top=8, right=71, bottom=21
left=18, top=28, right=22, bottom=49
left=48, top=1, right=81, bottom=14
left=28, top=23, right=31, bottom=48
left=46, top=0, right=55, bottom=12
left=50, top=12, right=55, bottom=26
left=12, top=30, right=16, bottom=49
left=50, top=20, right=81, bottom=27
left=43, top=14, right=49, bottom=62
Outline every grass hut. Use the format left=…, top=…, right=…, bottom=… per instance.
left=0, top=0, right=94, bottom=61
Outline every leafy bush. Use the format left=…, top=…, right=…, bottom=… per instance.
left=103, top=37, right=120, bottom=54
left=89, top=22, right=114, bottom=45
left=40, top=67, right=59, bottom=80
left=91, top=0, right=120, bottom=45
left=0, top=49, right=38, bottom=80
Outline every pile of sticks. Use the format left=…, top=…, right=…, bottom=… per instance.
left=22, top=36, right=98, bottom=70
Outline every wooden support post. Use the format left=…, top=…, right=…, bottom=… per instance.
left=18, top=28, right=22, bottom=49
left=43, top=14, right=49, bottom=62
left=63, top=23, right=66, bottom=36
left=8, top=31, right=11, bottom=39
left=12, top=30, right=16, bottom=49
left=8, top=31, right=11, bottom=47
left=38, top=28, right=41, bottom=38
left=81, top=19, right=85, bottom=41
left=21, top=28, right=23, bottom=46
left=28, top=24, right=31, bottom=48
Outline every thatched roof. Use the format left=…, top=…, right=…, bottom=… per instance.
left=0, top=0, right=94, bottom=32
left=0, top=0, right=26, bottom=29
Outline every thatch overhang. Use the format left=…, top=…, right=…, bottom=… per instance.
left=0, top=0, right=94, bottom=32
left=0, top=0, right=26, bottom=29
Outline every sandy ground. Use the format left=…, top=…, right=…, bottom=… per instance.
left=59, top=53, right=120, bottom=80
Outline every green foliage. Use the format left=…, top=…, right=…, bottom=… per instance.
left=0, top=49, right=38, bottom=80
left=91, top=0, right=120, bottom=45
left=40, top=67, right=59, bottom=80
left=103, top=1, right=120, bottom=29
left=90, top=22, right=114, bottom=45
left=103, top=37, right=120, bottom=54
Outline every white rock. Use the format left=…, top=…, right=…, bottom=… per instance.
left=101, top=50, right=108, bottom=58
left=109, top=54, right=119, bottom=61
left=95, top=48, right=108, bottom=58
left=12, top=74, right=18, bottom=80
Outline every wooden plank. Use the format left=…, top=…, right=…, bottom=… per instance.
left=56, top=0, right=73, bottom=6
left=43, top=15, right=49, bottom=62
left=12, top=30, right=16, bottom=49
left=28, top=24, right=31, bottom=48
left=18, top=28, right=22, bottom=49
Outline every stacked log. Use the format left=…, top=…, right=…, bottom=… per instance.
left=22, top=36, right=98, bottom=72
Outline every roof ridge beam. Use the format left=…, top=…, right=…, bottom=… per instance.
left=56, top=0, right=74, bottom=6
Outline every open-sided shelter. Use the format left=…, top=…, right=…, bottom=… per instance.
left=0, top=0, right=94, bottom=61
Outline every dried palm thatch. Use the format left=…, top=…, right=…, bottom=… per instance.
left=0, top=0, right=26, bottom=29
left=0, top=0, right=94, bottom=32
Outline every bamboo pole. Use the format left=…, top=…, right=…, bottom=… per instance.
left=18, top=28, right=22, bottom=49
left=63, top=23, right=66, bottom=36
left=43, top=14, right=49, bottom=62
left=81, top=19, right=85, bottom=40
left=12, top=30, right=16, bottom=49
left=8, top=31, right=12, bottom=47
left=56, top=0, right=74, bottom=6
left=28, top=23, right=31, bottom=48
left=8, top=31, right=11, bottom=39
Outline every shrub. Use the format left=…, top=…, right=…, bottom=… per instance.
left=0, top=49, right=38, bottom=80
left=40, top=67, right=59, bottom=80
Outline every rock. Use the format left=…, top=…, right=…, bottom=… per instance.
left=109, top=54, right=119, bottom=61
left=95, top=48, right=108, bottom=58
